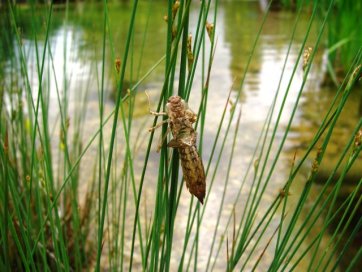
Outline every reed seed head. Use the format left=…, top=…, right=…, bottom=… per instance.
left=206, top=21, right=214, bottom=41
left=187, top=34, right=194, bottom=71
left=353, top=129, right=362, bottom=154
left=115, top=57, right=121, bottom=74
left=303, top=46, right=313, bottom=71
left=172, top=0, right=180, bottom=19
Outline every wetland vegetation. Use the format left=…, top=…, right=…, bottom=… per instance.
left=0, top=0, right=361, bottom=271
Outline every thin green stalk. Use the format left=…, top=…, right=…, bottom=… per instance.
left=95, top=0, right=139, bottom=270
left=97, top=1, right=107, bottom=269
left=236, top=2, right=322, bottom=264
left=286, top=178, right=361, bottom=271
left=272, top=53, right=360, bottom=271
left=163, top=1, right=190, bottom=270
left=31, top=50, right=163, bottom=259
left=128, top=0, right=195, bottom=269
left=205, top=109, right=242, bottom=271
left=322, top=184, right=362, bottom=271
left=278, top=120, right=362, bottom=271
left=183, top=2, right=272, bottom=268
left=1, top=132, right=10, bottom=271
left=179, top=79, right=230, bottom=271
left=345, top=239, right=362, bottom=272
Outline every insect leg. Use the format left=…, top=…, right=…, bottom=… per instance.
left=148, top=120, right=169, bottom=132
left=150, top=110, right=167, bottom=116
left=185, top=109, right=197, bottom=124
left=145, top=90, right=167, bottom=116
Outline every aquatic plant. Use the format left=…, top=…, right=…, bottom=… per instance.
left=0, top=0, right=361, bottom=271
left=282, top=0, right=362, bottom=85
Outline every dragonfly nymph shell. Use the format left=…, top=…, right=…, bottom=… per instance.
left=164, top=95, right=206, bottom=204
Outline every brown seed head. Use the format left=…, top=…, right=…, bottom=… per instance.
left=279, top=189, right=291, bottom=198
left=303, top=46, right=313, bottom=71
left=353, top=129, right=362, bottom=154
left=311, top=147, right=322, bottom=173
left=187, top=34, right=194, bottom=71
left=355, top=129, right=362, bottom=146
left=172, top=0, right=180, bottom=18
left=206, top=21, right=214, bottom=41
left=352, top=64, right=362, bottom=80
left=115, top=58, right=121, bottom=73
left=346, top=64, right=362, bottom=90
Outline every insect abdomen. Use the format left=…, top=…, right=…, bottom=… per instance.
left=178, top=146, right=206, bottom=204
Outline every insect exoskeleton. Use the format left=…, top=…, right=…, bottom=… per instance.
left=166, top=95, right=185, bottom=118
left=148, top=95, right=206, bottom=204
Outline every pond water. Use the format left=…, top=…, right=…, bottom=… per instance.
left=1, top=1, right=360, bottom=270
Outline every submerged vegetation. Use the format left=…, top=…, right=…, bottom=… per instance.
left=1, top=0, right=361, bottom=271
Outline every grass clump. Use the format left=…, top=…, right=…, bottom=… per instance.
left=1, top=0, right=361, bottom=271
